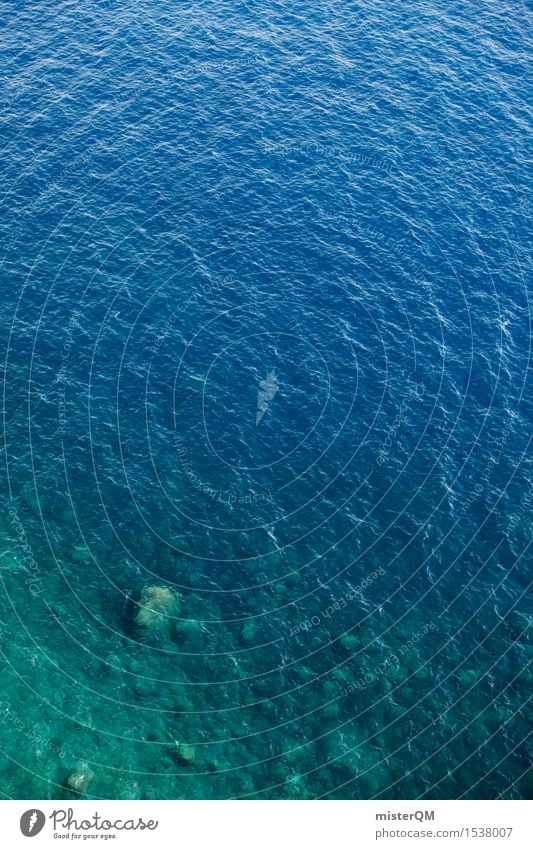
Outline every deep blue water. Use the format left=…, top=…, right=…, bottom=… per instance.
left=0, top=0, right=531, bottom=799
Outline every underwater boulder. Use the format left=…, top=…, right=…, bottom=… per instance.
left=72, top=545, right=92, bottom=565
left=240, top=621, right=257, bottom=642
left=174, top=618, right=201, bottom=640
left=135, top=585, right=181, bottom=630
left=340, top=633, right=358, bottom=652
left=67, top=764, right=94, bottom=794
left=173, top=742, right=195, bottom=766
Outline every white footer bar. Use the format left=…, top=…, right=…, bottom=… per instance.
left=2, top=800, right=530, bottom=848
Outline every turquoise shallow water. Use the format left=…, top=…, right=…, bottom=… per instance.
left=0, top=0, right=531, bottom=799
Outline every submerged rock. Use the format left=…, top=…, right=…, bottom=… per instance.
left=72, top=545, right=92, bottom=565
left=340, top=633, right=358, bottom=652
left=135, top=585, right=181, bottom=630
left=67, top=764, right=95, bottom=794
left=241, top=621, right=257, bottom=642
left=173, top=742, right=196, bottom=766
left=174, top=618, right=201, bottom=640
